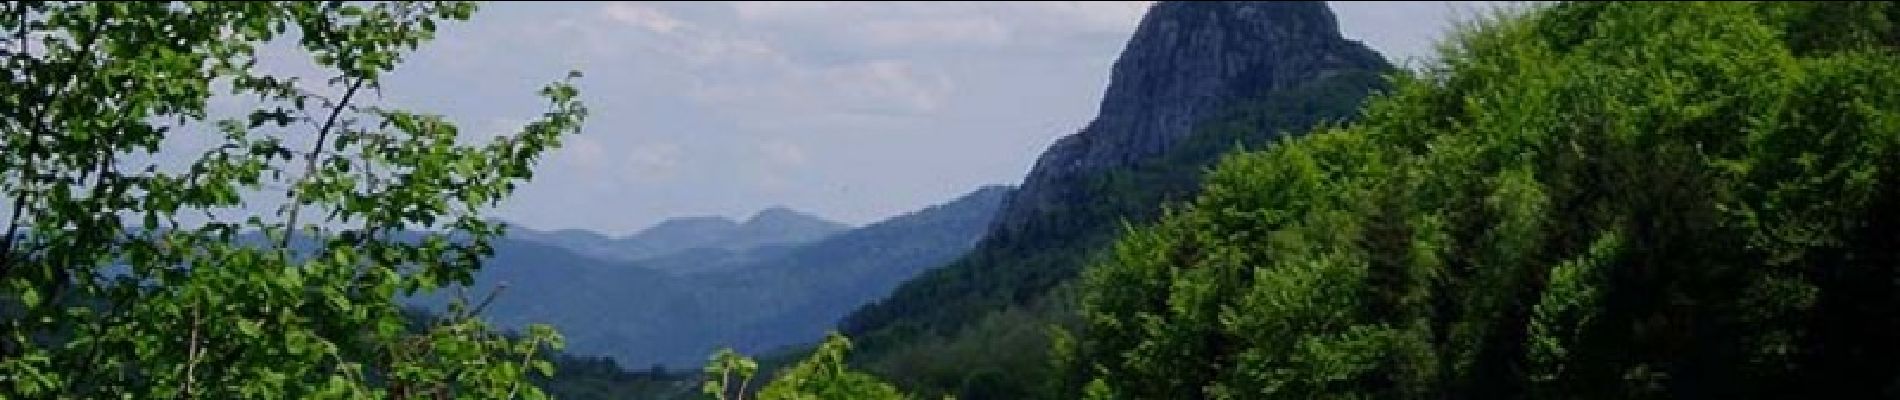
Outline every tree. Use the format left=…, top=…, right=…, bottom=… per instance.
left=0, top=2, right=586, bottom=398
left=704, top=333, right=910, bottom=400
left=1080, top=1, right=1900, bottom=398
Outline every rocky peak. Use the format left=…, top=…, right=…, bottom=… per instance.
left=993, top=1, right=1386, bottom=234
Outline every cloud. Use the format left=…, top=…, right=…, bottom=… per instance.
left=559, top=135, right=611, bottom=172
left=742, top=138, right=813, bottom=192
left=603, top=3, right=690, bottom=34
left=554, top=135, right=681, bottom=185
left=620, top=142, right=684, bottom=183
left=755, top=139, right=809, bottom=167
left=1010, top=1, right=1155, bottom=34
left=857, top=16, right=1011, bottom=47
left=725, top=1, right=1149, bottom=48
left=728, top=1, right=848, bottom=22
left=535, top=1, right=1149, bottom=132
left=688, top=59, right=953, bottom=118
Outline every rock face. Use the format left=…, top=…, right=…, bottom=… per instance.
left=993, top=1, right=1386, bottom=234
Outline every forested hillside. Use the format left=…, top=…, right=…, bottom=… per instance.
left=838, top=2, right=1393, bottom=396
left=1076, top=1, right=1900, bottom=398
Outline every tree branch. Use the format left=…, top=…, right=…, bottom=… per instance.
left=0, top=1, right=37, bottom=284
left=181, top=306, right=203, bottom=398
left=468, top=283, right=506, bottom=318
left=281, top=76, right=366, bottom=249
left=1, top=1, right=107, bottom=283
left=503, top=333, right=541, bottom=399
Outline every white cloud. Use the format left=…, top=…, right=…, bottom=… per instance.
left=535, top=1, right=1140, bottom=131
left=746, top=140, right=804, bottom=192
left=564, top=135, right=611, bottom=171
left=603, top=2, right=691, bottom=34
left=724, top=1, right=1147, bottom=48
left=620, top=142, right=684, bottom=183
left=857, top=17, right=1012, bottom=47
left=557, top=136, right=681, bottom=184
left=1011, top=1, right=1154, bottom=34
left=755, top=139, right=809, bottom=167
left=728, top=1, right=848, bottom=22
left=687, top=59, right=953, bottom=117
left=837, top=60, right=954, bottom=112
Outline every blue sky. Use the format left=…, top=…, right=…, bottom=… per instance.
left=352, top=1, right=1507, bottom=235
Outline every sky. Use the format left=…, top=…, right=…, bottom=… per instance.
left=350, top=1, right=1509, bottom=235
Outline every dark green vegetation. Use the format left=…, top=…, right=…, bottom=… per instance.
left=844, top=71, right=1392, bottom=397
left=839, top=2, right=1393, bottom=397
left=702, top=333, right=906, bottom=400
left=1079, top=1, right=1900, bottom=398
left=385, top=308, right=700, bottom=399
left=0, top=1, right=585, bottom=398
left=426, top=185, right=1011, bottom=367
left=537, top=353, right=698, bottom=400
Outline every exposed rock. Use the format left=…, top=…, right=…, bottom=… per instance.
left=993, top=1, right=1387, bottom=234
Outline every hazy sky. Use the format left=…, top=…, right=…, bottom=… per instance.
left=358, top=1, right=1506, bottom=235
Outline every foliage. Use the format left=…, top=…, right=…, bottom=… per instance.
left=534, top=352, right=699, bottom=400
left=1079, top=1, right=1900, bottom=398
left=839, top=59, right=1390, bottom=399
left=0, top=1, right=586, bottom=398
left=703, top=333, right=910, bottom=400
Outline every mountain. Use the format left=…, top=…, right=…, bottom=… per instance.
left=616, top=216, right=744, bottom=259
left=420, top=185, right=1012, bottom=368
left=710, top=186, right=1013, bottom=349
left=835, top=2, right=1393, bottom=397
left=995, top=0, right=1386, bottom=235
left=507, top=207, right=850, bottom=274
left=727, top=207, right=852, bottom=251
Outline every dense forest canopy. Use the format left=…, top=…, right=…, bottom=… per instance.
left=1077, top=1, right=1900, bottom=398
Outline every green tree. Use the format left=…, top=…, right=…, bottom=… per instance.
left=0, top=2, right=586, bottom=398
left=704, top=333, right=909, bottom=400
left=1080, top=1, right=1900, bottom=398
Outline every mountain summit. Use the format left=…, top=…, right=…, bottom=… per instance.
left=995, top=1, right=1386, bottom=235
left=726, top=206, right=852, bottom=251
left=508, top=207, right=848, bottom=267
left=841, top=2, right=1394, bottom=395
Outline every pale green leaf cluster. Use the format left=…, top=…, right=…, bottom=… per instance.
left=0, top=2, right=586, bottom=398
left=703, top=333, right=912, bottom=400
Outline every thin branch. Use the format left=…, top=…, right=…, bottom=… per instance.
left=736, top=373, right=753, bottom=400
left=0, top=190, right=27, bottom=278
left=0, top=1, right=37, bottom=282
left=468, top=283, right=506, bottom=317
left=502, top=334, right=541, bottom=399
left=1, top=2, right=106, bottom=282
left=280, top=76, right=366, bottom=249
left=718, top=366, right=732, bottom=400
left=181, top=306, right=203, bottom=398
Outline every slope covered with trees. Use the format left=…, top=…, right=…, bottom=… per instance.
left=837, top=2, right=1392, bottom=396
left=1077, top=2, right=1900, bottom=398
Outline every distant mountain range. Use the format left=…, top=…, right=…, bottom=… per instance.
left=412, top=185, right=1013, bottom=367
left=507, top=207, right=850, bottom=274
